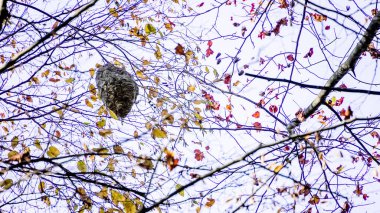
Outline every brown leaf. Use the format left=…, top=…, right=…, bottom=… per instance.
left=175, top=44, right=185, bottom=55
left=205, top=198, right=215, bottom=207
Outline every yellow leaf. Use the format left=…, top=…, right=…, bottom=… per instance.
left=42, top=196, right=51, bottom=206
left=175, top=184, right=185, bottom=197
left=8, top=150, right=18, bottom=159
left=35, top=139, right=42, bottom=150
left=107, top=158, right=115, bottom=172
left=77, top=160, right=87, bottom=172
left=187, top=85, right=196, bottom=92
left=185, top=50, right=194, bottom=64
left=38, top=181, right=45, bottom=193
left=92, top=147, right=109, bottom=158
left=145, top=122, right=153, bottom=130
left=136, top=70, right=148, bottom=80
left=85, top=99, right=93, bottom=108
left=114, top=60, right=122, bottom=66
left=154, top=45, right=162, bottom=60
left=137, top=156, right=154, bottom=170
left=89, top=83, right=96, bottom=95
left=65, top=77, right=75, bottom=83
left=164, top=23, right=173, bottom=31
left=99, top=129, right=113, bottom=137
left=193, top=100, right=202, bottom=105
left=152, top=128, right=167, bottom=139
left=194, top=113, right=203, bottom=121
left=109, top=110, right=118, bottom=120
left=233, top=80, right=240, bottom=86
left=89, top=68, right=95, bottom=78
left=47, top=146, right=60, bottom=158
left=111, top=189, right=125, bottom=205
left=144, top=23, right=157, bottom=35
left=273, top=164, right=284, bottom=173
left=31, top=77, right=40, bottom=84
left=1, top=179, right=13, bottom=190
left=41, top=69, right=50, bottom=77
left=154, top=76, right=160, bottom=85
left=96, top=118, right=106, bottom=128
left=142, top=60, right=151, bottom=66
left=97, top=187, right=108, bottom=199
left=90, top=95, right=97, bottom=101
left=98, top=105, right=106, bottom=116
left=11, top=136, right=19, bottom=148
left=196, top=207, right=201, bottom=213
left=123, top=199, right=137, bottom=213
left=109, top=8, right=119, bottom=18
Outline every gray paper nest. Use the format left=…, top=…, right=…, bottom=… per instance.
left=96, top=63, right=139, bottom=118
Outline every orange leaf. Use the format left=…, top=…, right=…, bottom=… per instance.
left=252, top=111, right=260, bottom=118
left=26, top=96, right=33, bottom=102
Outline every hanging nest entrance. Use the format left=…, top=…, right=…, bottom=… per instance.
left=96, top=63, right=139, bottom=118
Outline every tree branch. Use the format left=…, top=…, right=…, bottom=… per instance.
left=0, top=0, right=99, bottom=75
left=287, top=12, right=380, bottom=133
left=0, top=0, right=9, bottom=31
left=245, top=73, right=380, bottom=95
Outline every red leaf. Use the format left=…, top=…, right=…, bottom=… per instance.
left=363, top=194, right=369, bottom=200
left=205, top=146, right=210, bottom=150
left=259, top=57, right=265, bottom=65
left=224, top=74, right=231, bottom=84
left=303, top=48, right=314, bottom=58
left=250, top=3, right=255, bottom=13
left=258, top=31, right=266, bottom=39
left=269, top=105, right=278, bottom=113
left=340, top=106, right=353, bottom=120
left=197, top=2, right=204, bottom=7
left=194, top=149, right=204, bottom=161
left=335, top=97, right=344, bottom=106
left=287, top=54, right=294, bottom=61
left=339, top=84, right=347, bottom=89
left=206, top=48, right=214, bottom=57
left=325, top=25, right=330, bottom=30
left=207, top=40, right=213, bottom=47
left=253, top=122, right=262, bottom=131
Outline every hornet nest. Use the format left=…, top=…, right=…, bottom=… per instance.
left=96, top=63, right=138, bottom=118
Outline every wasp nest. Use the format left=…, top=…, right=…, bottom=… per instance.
left=96, top=63, right=138, bottom=118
